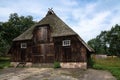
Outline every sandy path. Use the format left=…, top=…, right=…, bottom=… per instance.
left=0, top=68, right=49, bottom=80
left=0, top=68, right=116, bottom=80
left=84, top=69, right=116, bottom=80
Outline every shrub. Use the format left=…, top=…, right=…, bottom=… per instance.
left=0, top=57, right=10, bottom=69
left=88, top=58, right=94, bottom=68
left=54, top=61, right=61, bottom=68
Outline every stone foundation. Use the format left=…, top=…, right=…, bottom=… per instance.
left=32, top=63, right=54, bottom=68
left=60, top=62, right=87, bottom=69
left=11, top=62, right=87, bottom=69
left=11, top=62, right=32, bottom=67
left=10, top=62, right=53, bottom=68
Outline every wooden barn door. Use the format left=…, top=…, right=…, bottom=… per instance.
left=32, top=45, right=44, bottom=63
left=20, top=49, right=26, bottom=62
left=55, top=46, right=62, bottom=61
left=32, top=43, right=55, bottom=63
left=54, top=40, right=72, bottom=62
left=20, top=43, right=27, bottom=62
left=63, top=47, right=71, bottom=62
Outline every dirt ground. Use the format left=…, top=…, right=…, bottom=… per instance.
left=0, top=68, right=116, bottom=80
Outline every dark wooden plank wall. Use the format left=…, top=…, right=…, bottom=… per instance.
left=32, top=25, right=54, bottom=63
left=10, top=40, right=33, bottom=62
left=10, top=36, right=87, bottom=63
left=10, top=25, right=87, bottom=63
left=10, top=42, right=55, bottom=63
left=10, top=25, right=54, bottom=63
left=32, top=43, right=54, bottom=63
left=33, top=25, right=51, bottom=43
left=54, top=35, right=87, bottom=62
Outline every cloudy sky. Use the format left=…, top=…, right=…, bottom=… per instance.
left=0, top=0, right=120, bottom=42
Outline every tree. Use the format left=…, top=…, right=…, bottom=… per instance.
left=0, top=22, right=8, bottom=56
left=88, top=24, right=120, bottom=56
left=0, top=13, right=36, bottom=56
left=107, top=24, right=120, bottom=56
left=2, top=13, right=35, bottom=44
left=88, top=31, right=108, bottom=54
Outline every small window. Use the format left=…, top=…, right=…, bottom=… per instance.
left=21, top=43, right=27, bottom=48
left=62, top=40, right=71, bottom=46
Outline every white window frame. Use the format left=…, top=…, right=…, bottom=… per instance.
left=21, top=43, right=27, bottom=48
left=62, top=40, right=71, bottom=46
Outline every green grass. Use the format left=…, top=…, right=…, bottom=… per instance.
left=54, top=61, right=61, bottom=68
left=0, top=57, right=10, bottom=69
left=93, top=57, right=120, bottom=80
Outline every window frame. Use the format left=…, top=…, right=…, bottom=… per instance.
left=62, top=40, right=71, bottom=46
left=21, top=43, right=27, bottom=48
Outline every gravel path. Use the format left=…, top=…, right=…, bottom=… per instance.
left=0, top=68, right=116, bottom=80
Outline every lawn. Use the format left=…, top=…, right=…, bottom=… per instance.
left=93, top=57, right=120, bottom=80
left=0, top=57, right=10, bottom=69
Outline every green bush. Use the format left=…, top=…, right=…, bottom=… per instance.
left=88, top=58, right=94, bottom=68
left=54, top=61, right=61, bottom=68
left=0, top=57, right=10, bottom=69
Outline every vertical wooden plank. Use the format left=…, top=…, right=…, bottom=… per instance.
left=81, top=46, right=87, bottom=62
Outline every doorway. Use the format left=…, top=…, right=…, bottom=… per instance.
left=63, top=47, right=72, bottom=62
left=20, top=49, right=26, bottom=62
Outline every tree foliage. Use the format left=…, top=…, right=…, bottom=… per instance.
left=0, top=13, right=35, bottom=56
left=88, top=24, right=120, bottom=56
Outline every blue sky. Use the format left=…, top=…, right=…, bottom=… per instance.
left=0, top=0, right=120, bottom=42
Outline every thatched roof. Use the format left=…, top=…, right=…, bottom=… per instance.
left=13, top=10, right=76, bottom=41
left=77, top=35, right=94, bottom=52
left=13, top=10, right=94, bottom=52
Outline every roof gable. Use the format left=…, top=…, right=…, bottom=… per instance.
left=38, top=12, right=77, bottom=37
left=13, top=10, right=76, bottom=41
left=13, top=9, right=94, bottom=52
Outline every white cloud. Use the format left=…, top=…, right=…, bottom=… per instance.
left=67, top=1, right=120, bottom=42
left=0, top=0, right=120, bottom=42
left=60, top=0, right=78, bottom=6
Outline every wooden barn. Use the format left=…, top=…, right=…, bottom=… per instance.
left=8, top=9, right=94, bottom=69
